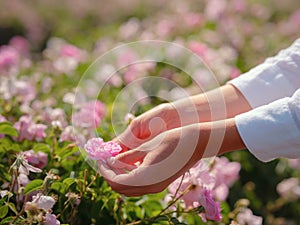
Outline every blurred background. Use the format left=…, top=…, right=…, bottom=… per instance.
left=1, top=0, right=300, bottom=224
left=1, top=0, right=300, bottom=69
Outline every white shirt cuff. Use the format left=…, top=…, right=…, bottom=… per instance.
left=235, top=97, right=300, bottom=162
left=228, top=38, right=300, bottom=108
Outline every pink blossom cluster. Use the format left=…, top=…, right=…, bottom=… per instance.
left=72, top=100, right=106, bottom=131
left=43, top=37, right=86, bottom=74
left=0, top=36, right=29, bottom=76
left=23, top=149, right=48, bottom=169
left=277, top=177, right=300, bottom=201
left=14, top=115, right=47, bottom=142
left=166, top=157, right=240, bottom=222
left=84, top=137, right=122, bottom=162
left=25, top=193, right=60, bottom=225
left=236, top=208, right=263, bottom=225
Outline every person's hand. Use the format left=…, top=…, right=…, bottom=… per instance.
left=100, top=118, right=245, bottom=196
left=100, top=124, right=208, bottom=196
left=115, top=84, right=252, bottom=151
left=114, top=103, right=183, bottom=150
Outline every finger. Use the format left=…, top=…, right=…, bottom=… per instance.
left=114, top=149, right=147, bottom=165
left=115, top=120, right=149, bottom=150
left=107, top=157, right=137, bottom=170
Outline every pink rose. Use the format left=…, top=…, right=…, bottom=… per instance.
left=23, top=150, right=48, bottom=169
left=44, top=213, right=60, bottom=225
left=0, top=45, right=19, bottom=74
left=60, top=44, right=82, bottom=61
left=237, top=208, right=263, bottom=225
left=9, top=36, right=29, bottom=55
left=72, top=100, right=106, bottom=130
left=196, top=189, right=222, bottom=222
left=14, top=116, right=47, bottom=141
left=84, top=137, right=122, bottom=162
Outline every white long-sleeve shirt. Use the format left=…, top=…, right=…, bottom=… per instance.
left=228, top=39, right=300, bottom=162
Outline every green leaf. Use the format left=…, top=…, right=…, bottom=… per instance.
left=0, top=205, right=8, bottom=218
left=33, top=143, right=50, bottom=153
left=24, top=179, right=44, bottom=195
left=63, top=178, right=76, bottom=189
left=6, top=202, right=18, bottom=215
left=0, top=122, right=18, bottom=137
left=0, top=216, right=14, bottom=224
left=51, top=181, right=65, bottom=193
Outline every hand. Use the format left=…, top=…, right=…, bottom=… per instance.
left=100, top=118, right=245, bottom=196
left=100, top=124, right=207, bottom=196
left=115, top=103, right=182, bottom=150
left=115, top=84, right=251, bottom=151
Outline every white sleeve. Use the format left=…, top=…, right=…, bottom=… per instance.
left=228, top=38, right=300, bottom=108
left=235, top=88, right=300, bottom=162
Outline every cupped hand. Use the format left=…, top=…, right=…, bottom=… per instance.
left=114, top=103, right=182, bottom=151
left=100, top=124, right=207, bottom=196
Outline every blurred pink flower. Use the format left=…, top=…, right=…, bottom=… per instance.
left=167, top=161, right=215, bottom=207
left=12, top=153, right=42, bottom=176
left=9, top=36, right=30, bottom=55
left=25, top=193, right=55, bottom=211
left=211, top=157, right=240, bottom=200
left=0, top=114, right=7, bottom=139
left=84, top=137, right=122, bottom=161
left=229, top=67, right=241, bottom=80
left=60, top=44, right=82, bottom=60
left=237, top=208, right=263, bottom=225
left=0, top=45, right=19, bottom=75
left=288, top=158, right=300, bottom=170
left=277, top=178, right=300, bottom=201
left=72, top=100, right=106, bottom=130
left=18, top=173, right=30, bottom=186
left=188, top=41, right=209, bottom=62
left=44, top=38, right=85, bottom=74
left=194, top=189, right=222, bottom=222
left=23, top=150, right=48, bottom=169
left=60, top=126, right=76, bottom=142
left=44, top=213, right=60, bottom=225
left=14, top=80, right=36, bottom=103
left=14, top=115, right=47, bottom=141
left=43, top=108, right=67, bottom=127
left=117, top=50, right=138, bottom=68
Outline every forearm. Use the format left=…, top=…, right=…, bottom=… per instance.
left=168, top=84, right=252, bottom=128
left=191, top=118, right=246, bottom=162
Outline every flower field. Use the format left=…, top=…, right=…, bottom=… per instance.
left=0, top=0, right=300, bottom=224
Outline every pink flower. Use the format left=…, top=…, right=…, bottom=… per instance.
left=0, top=46, right=19, bottom=75
left=14, top=116, right=47, bottom=141
left=9, top=36, right=29, bottom=55
left=23, top=150, right=48, bottom=169
left=0, top=115, right=7, bottom=139
left=25, top=193, right=55, bottom=211
left=195, top=189, right=222, bottom=222
left=288, top=158, right=300, bottom=170
left=12, top=153, right=42, bottom=175
left=72, top=100, right=106, bottom=130
left=167, top=161, right=215, bottom=207
left=211, top=157, right=240, bottom=200
left=44, top=213, right=60, bottom=225
left=14, top=80, right=36, bottom=103
left=277, top=178, right=300, bottom=201
left=237, top=208, right=263, bottom=225
left=84, top=137, right=122, bottom=161
left=60, top=44, right=82, bottom=60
